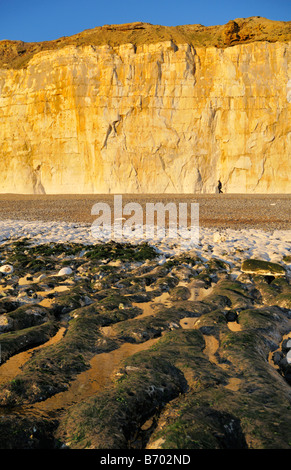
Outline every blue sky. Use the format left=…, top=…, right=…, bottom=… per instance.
left=0, top=0, right=290, bottom=42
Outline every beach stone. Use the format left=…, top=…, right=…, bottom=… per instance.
left=57, top=267, right=73, bottom=276
left=169, top=286, right=191, bottom=301
left=241, top=259, right=286, bottom=277
left=170, top=266, right=196, bottom=282
left=213, top=232, right=226, bottom=243
left=272, top=351, right=283, bottom=366
left=282, top=338, right=291, bottom=353
left=0, top=265, right=14, bottom=275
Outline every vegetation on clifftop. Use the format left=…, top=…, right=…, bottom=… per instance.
left=0, top=17, right=290, bottom=69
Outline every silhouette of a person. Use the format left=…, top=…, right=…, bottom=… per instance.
left=218, top=180, right=223, bottom=193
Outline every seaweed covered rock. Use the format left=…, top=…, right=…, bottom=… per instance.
left=169, top=286, right=191, bottom=301
left=0, top=321, right=59, bottom=363
left=1, top=240, right=291, bottom=449
left=0, top=304, right=52, bottom=333
left=241, top=259, right=286, bottom=277
left=0, top=413, right=58, bottom=449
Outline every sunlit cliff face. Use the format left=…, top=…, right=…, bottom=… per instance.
left=0, top=34, right=290, bottom=194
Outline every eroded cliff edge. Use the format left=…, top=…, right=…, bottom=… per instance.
left=0, top=17, right=290, bottom=194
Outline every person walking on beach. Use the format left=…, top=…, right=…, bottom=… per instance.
left=218, top=180, right=223, bottom=193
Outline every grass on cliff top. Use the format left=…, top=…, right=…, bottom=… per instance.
left=0, top=17, right=290, bottom=69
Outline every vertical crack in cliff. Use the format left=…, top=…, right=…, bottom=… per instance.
left=253, top=155, right=267, bottom=191
left=101, top=114, right=123, bottom=150
left=158, top=154, right=178, bottom=192
left=184, top=44, right=197, bottom=79
left=101, top=124, right=113, bottom=150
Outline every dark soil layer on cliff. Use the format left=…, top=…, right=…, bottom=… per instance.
left=0, top=17, right=290, bottom=69
left=0, top=238, right=291, bottom=449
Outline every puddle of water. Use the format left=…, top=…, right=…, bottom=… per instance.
left=202, top=335, right=230, bottom=371
left=32, top=337, right=160, bottom=416
left=18, top=275, right=35, bottom=286
left=100, top=291, right=171, bottom=339
left=100, top=325, right=116, bottom=337
left=37, top=285, right=70, bottom=296
left=132, top=291, right=171, bottom=320
left=147, top=437, right=166, bottom=450
left=179, top=318, right=198, bottom=329
left=184, top=280, right=215, bottom=302
left=0, top=327, right=66, bottom=386
left=39, top=298, right=55, bottom=308
left=38, top=286, right=70, bottom=307
left=227, top=321, right=242, bottom=332
left=203, top=335, right=219, bottom=364
left=225, top=377, right=242, bottom=392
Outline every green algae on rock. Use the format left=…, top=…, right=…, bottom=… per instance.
left=241, top=259, right=286, bottom=277
left=0, top=321, right=59, bottom=364
left=0, top=239, right=291, bottom=449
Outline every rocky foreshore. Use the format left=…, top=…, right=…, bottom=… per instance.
left=0, top=235, right=290, bottom=449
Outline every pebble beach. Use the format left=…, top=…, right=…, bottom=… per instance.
left=0, top=194, right=290, bottom=268
left=0, top=193, right=290, bottom=229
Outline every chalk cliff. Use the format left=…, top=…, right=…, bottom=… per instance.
left=0, top=18, right=290, bottom=194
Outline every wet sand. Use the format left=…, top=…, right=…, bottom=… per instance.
left=0, top=193, right=290, bottom=230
